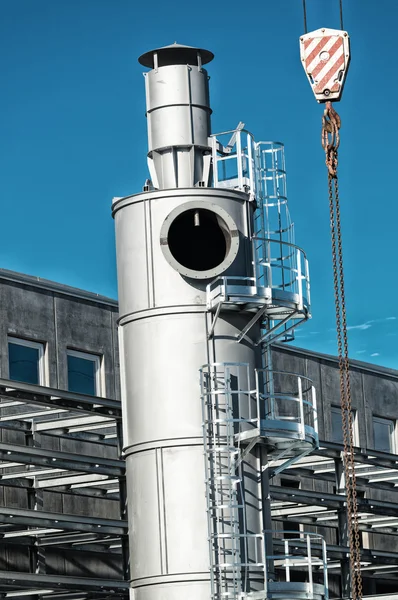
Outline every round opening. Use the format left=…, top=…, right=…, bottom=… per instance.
left=168, top=209, right=229, bottom=272
left=160, top=203, right=239, bottom=279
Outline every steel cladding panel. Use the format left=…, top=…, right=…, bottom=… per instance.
left=120, top=313, right=206, bottom=449
left=131, top=580, right=211, bottom=600
left=146, top=66, right=209, bottom=112
left=161, top=445, right=209, bottom=572
left=146, top=65, right=210, bottom=152
left=127, top=450, right=162, bottom=577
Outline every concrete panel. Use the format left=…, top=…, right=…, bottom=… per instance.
left=0, top=281, right=57, bottom=386
left=54, top=294, right=118, bottom=398
left=52, top=549, right=123, bottom=578
left=62, top=493, right=120, bottom=519
left=318, top=360, right=365, bottom=446
left=5, top=544, right=30, bottom=571
left=362, top=371, right=398, bottom=447
left=305, top=356, right=326, bottom=440
left=42, top=490, right=63, bottom=513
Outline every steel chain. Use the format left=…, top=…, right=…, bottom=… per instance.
left=334, top=175, right=363, bottom=599
left=322, top=101, right=362, bottom=600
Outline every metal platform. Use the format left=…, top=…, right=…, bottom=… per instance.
left=200, top=364, right=319, bottom=468
left=206, top=246, right=310, bottom=346
left=237, top=419, right=317, bottom=462
left=267, top=581, right=326, bottom=600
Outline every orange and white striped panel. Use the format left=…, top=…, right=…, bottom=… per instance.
left=300, top=28, right=350, bottom=103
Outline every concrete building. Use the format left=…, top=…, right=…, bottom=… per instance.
left=0, top=267, right=397, bottom=598
left=0, top=268, right=128, bottom=599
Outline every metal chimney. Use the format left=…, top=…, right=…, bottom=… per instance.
left=139, top=43, right=214, bottom=189
left=113, top=42, right=326, bottom=600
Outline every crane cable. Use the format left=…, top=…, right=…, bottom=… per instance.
left=302, top=0, right=344, bottom=33
left=321, top=102, right=362, bottom=600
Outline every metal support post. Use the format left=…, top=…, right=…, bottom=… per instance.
left=335, top=455, right=351, bottom=598
left=25, top=426, right=46, bottom=577
left=117, top=421, right=130, bottom=581
left=260, top=447, right=274, bottom=581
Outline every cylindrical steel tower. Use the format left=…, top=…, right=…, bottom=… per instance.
left=113, top=43, right=325, bottom=600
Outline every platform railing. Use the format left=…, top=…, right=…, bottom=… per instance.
left=204, top=241, right=310, bottom=309
left=256, top=370, right=319, bottom=443
left=210, top=129, right=257, bottom=196
left=254, top=141, right=295, bottom=249
left=206, top=276, right=262, bottom=311
left=252, top=237, right=310, bottom=312
left=200, top=364, right=318, bottom=442
left=205, top=240, right=310, bottom=344
left=265, top=530, right=329, bottom=600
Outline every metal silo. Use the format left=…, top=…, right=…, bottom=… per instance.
left=113, top=43, right=327, bottom=600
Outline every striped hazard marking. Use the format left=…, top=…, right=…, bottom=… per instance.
left=303, top=35, right=345, bottom=95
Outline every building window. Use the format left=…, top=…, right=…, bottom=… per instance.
left=8, top=337, right=45, bottom=385
left=331, top=405, right=357, bottom=445
left=372, top=416, right=395, bottom=453
left=67, top=350, right=101, bottom=396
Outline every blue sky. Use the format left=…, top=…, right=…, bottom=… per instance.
left=0, top=0, right=396, bottom=368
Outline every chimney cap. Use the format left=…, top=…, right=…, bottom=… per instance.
left=138, top=42, right=214, bottom=68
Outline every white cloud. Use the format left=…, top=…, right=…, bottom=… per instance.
left=346, top=316, right=397, bottom=332
left=356, top=350, right=366, bottom=354
left=347, top=322, right=373, bottom=331
left=371, top=352, right=380, bottom=357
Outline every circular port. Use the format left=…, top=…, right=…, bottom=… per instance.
left=319, top=50, right=330, bottom=62
left=160, top=201, right=239, bottom=279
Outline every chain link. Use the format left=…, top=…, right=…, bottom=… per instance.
left=322, top=101, right=362, bottom=600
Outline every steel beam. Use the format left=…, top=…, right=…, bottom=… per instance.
left=0, top=506, right=127, bottom=534
left=270, top=485, right=398, bottom=517
left=0, top=442, right=124, bottom=476
left=0, top=379, right=122, bottom=418
left=0, top=571, right=129, bottom=591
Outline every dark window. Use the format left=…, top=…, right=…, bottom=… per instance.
left=331, top=406, right=357, bottom=445
left=282, top=519, right=301, bottom=539
left=67, top=351, right=100, bottom=396
left=281, top=478, right=300, bottom=489
left=373, top=416, right=395, bottom=453
left=8, top=338, right=43, bottom=385
left=281, top=479, right=301, bottom=538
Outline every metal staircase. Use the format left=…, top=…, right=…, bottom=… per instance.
left=206, top=136, right=310, bottom=347
left=200, top=130, right=328, bottom=600
left=200, top=363, right=267, bottom=600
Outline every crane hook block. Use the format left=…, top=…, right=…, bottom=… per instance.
left=300, top=28, right=350, bottom=103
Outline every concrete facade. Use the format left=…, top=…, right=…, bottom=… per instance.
left=0, top=269, right=125, bottom=594
left=272, top=342, right=398, bottom=450
left=0, top=268, right=120, bottom=397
